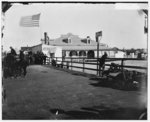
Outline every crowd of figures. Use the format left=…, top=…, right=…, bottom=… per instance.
left=2, top=47, right=47, bottom=79
left=30, top=51, right=47, bottom=65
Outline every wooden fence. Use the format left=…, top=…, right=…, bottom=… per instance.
left=46, top=57, right=147, bottom=76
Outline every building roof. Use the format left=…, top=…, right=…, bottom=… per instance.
left=21, top=47, right=31, bottom=51
left=31, top=44, right=42, bottom=48
left=48, top=33, right=107, bottom=47
left=45, top=33, right=113, bottom=51
left=25, top=33, right=115, bottom=52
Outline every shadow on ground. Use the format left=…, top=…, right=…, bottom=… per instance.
left=49, top=105, right=147, bottom=120
left=47, top=66, right=146, bottom=91
left=89, top=77, right=142, bottom=91
left=3, top=103, right=147, bottom=120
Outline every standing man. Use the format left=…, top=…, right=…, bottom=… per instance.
left=43, top=54, right=47, bottom=65
left=99, top=52, right=108, bottom=77
left=18, top=50, right=24, bottom=75
left=9, top=47, right=17, bottom=77
left=19, top=50, right=25, bottom=63
left=10, top=46, right=17, bottom=56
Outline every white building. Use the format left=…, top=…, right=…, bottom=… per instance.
left=115, top=51, right=125, bottom=58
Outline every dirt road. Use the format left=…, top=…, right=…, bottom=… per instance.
left=2, top=65, right=146, bottom=119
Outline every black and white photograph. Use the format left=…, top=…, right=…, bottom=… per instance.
left=2, top=1, right=148, bottom=120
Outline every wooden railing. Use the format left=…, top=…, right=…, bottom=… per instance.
left=46, top=57, right=147, bottom=76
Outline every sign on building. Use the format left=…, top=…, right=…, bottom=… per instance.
left=95, top=31, right=102, bottom=42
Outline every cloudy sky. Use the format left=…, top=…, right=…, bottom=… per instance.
left=2, top=2, right=148, bottom=51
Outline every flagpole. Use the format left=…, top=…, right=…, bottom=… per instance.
left=96, top=31, right=102, bottom=76
left=97, top=39, right=99, bottom=76
left=39, top=13, right=43, bottom=44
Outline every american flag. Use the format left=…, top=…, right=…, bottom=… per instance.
left=20, top=13, right=40, bottom=27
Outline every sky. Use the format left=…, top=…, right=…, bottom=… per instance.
left=2, top=2, right=148, bottom=51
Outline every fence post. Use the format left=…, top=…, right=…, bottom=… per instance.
left=50, top=57, right=52, bottom=65
left=56, top=57, right=57, bottom=67
left=83, top=58, right=85, bottom=73
left=97, top=58, right=99, bottom=76
left=121, top=59, right=124, bottom=71
left=48, top=57, right=52, bottom=65
left=71, top=57, right=72, bottom=70
left=62, top=57, right=64, bottom=68
left=99, top=60, right=101, bottom=76
left=121, top=59, right=126, bottom=80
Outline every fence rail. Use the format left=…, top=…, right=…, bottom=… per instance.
left=46, top=57, right=147, bottom=76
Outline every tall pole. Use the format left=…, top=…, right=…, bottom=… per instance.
left=96, top=31, right=102, bottom=76
left=97, top=39, right=99, bottom=75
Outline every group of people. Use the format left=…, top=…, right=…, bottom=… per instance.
left=3, top=46, right=108, bottom=78
left=3, top=47, right=48, bottom=78
left=3, top=47, right=28, bottom=78
left=32, top=51, right=47, bottom=65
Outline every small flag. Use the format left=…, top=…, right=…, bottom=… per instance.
left=20, top=13, right=40, bottom=27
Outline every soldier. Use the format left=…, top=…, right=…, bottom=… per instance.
left=8, top=47, right=17, bottom=77
left=10, top=46, right=17, bottom=56
left=43, top=54, right=47, bottom=65
left=19, top=50, right=24, bottom=62
left=99, top=52, right=108, bottom=77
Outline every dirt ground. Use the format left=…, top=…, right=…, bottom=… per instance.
left=2, top=65, right=147, bottom=120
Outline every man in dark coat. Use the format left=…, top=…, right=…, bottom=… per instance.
left=7, top=46, right=17, bottom=77
left=43, top=54, right=47, bottom=65
left=3, top=53, right=13, bottom=77
left=10, top=46, right=17, bottom=56
left=19, top=50, right=24, bottom=62
left=19, top=50, right=28, bottom=76
left=99, top=52, right=108, bottom=76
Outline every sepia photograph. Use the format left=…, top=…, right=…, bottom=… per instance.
left=2, top=1, right=148, bottom=120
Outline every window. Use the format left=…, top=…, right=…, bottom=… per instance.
left=68, top=38, right=71, bottom=43
left=88, top=39, right=90, bottom=44
left=62, top=38, right=68, bottom=43
left=62, top=38, right=71, bottom=43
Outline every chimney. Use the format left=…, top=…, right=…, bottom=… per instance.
left=44, top=32, right=47, bottom=44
